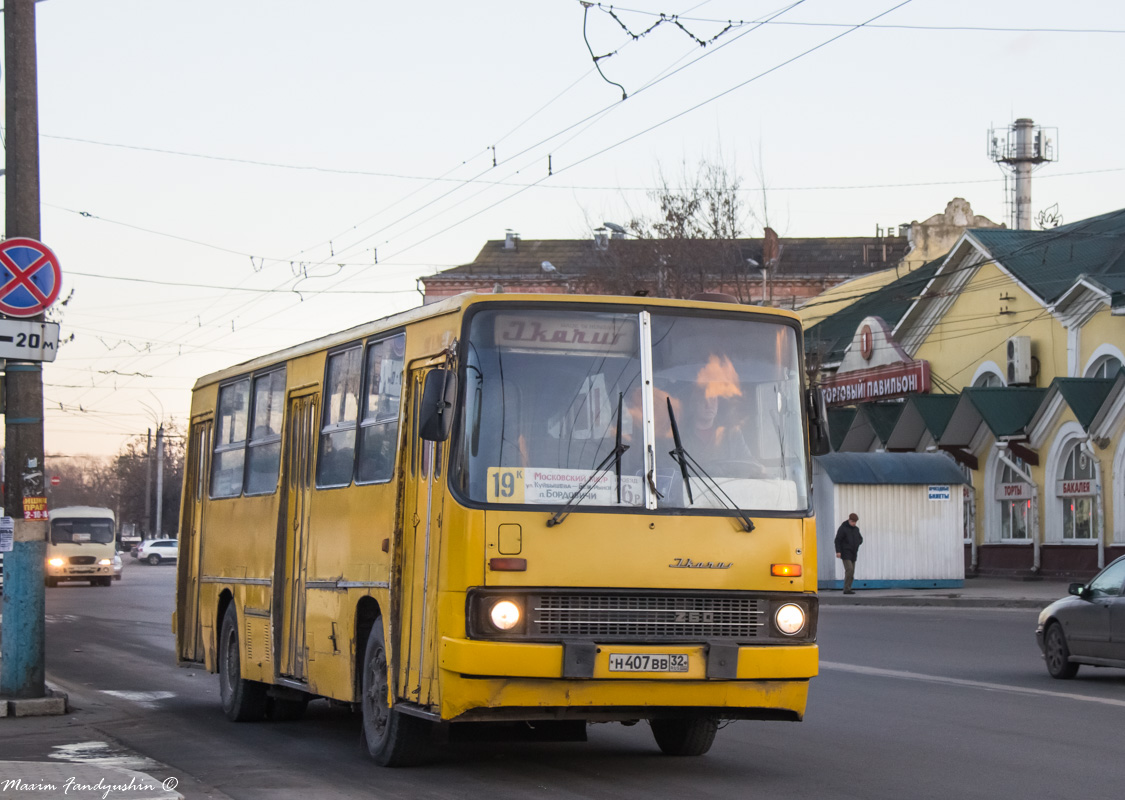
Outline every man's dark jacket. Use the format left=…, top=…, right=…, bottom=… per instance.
left=834, top=521, right=863, bottom=561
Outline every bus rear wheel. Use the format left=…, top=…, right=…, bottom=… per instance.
left=360, top=621, right=429, bottom=767
left=650, top=717, right=718, bottom=756
left=219, top=605, right=268, bottom=722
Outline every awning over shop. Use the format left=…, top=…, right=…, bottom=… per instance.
left=827, top=407, right=856, bottom=453
left=884, top=394, right=960, bottom=451
left=1026, top=376, right=1116, bottom=442
left=1054, top=378, right=1115, bottom=430
left=815, top=452, right=968, bottom=485
left=939, top=387, right=1048, bottom=447
left=839, top=402, right=904, bottom=452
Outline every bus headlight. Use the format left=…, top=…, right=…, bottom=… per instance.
left=489, top=599, right=522, bottom=631
left=775, top=603, right=806, bottom=636
left=98, top=558, right=112, bottom=566
left=48, top=557, right=65, bottom=567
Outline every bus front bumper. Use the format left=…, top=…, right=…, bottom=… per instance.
left=438, top=637, right=817, bottom=723
left=46, top=563, right=112, bottom=580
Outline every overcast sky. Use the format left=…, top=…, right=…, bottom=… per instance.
left=3, top=0, right=1122, bottom=460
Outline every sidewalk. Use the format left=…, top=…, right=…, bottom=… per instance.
left=818, top=576, right=1075, bottom=609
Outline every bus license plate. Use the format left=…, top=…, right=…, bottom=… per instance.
left=608, top=653, right=689, bottom=673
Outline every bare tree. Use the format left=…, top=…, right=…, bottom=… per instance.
left=43, top=422, right=185, bottom=539
left=581, top=156, right=761, bottom=301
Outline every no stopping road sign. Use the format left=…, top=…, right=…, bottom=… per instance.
left=0, top=237, right=62, bottom=318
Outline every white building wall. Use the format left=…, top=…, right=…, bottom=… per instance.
left=822, top=483, right=965, bottom=587
left=812, top=460, right=839, bottom=582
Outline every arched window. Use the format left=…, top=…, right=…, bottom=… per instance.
left=1059, top=442, right=1096, bottom=540
left=996, top=456, right=1030, bottom=540
left=973, top=371, right=1003, bottom=388
left=1085, top=355, right=1123, bottom=379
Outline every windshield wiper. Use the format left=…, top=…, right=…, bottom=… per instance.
left=547, top=393, right=629, bottom=528
left=666, top=397, right=754, bottom=532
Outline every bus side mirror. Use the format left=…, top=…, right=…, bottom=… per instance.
left=419, top=369, right=458, bottom=442
left=806, top=386, right=830, bottom=456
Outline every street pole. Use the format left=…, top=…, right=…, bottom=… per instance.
left=154, top=425, right=164, bottom=537
left=144, top=428, right=151, bottom=536
left=1, top=0, right=48, bottom=700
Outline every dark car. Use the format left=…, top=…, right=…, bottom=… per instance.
left=1036, top=555, right=1125, bottom=679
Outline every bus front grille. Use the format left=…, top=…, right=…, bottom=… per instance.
left=530, top=594, right=765, bottom=640
left=69, top=556, right=97, bottom=565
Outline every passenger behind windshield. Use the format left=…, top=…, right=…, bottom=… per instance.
left=672, top=372, right=755, bottom=469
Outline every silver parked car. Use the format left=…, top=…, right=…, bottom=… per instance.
left=1036, top=555, right=1125, bottom=679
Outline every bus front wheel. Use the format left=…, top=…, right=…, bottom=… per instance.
left=650, top=717, right=718, bottom=756
left=360, top=621, right=429, bottom=767
left=219, top=605, right=268, bottom=722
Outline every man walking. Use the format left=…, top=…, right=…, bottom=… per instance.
left=835, top=513, right=863, bottom=594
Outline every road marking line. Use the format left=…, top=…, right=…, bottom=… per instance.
left=820, top=661, right=1125, bottom=708
left=100, top=690, right=176, bottom=709
left=50, top=740, right=164, bottom=772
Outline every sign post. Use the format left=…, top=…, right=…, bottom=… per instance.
left=1, top=0, right=62, bottom=711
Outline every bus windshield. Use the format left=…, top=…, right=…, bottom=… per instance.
left=455, top=307, right=809, bottom=513
left=50, top=517, right=116, bottom=545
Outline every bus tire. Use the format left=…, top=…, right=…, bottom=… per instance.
left=219, top=605, right=268, bottom=722
left=360, top=621, right=429, bottom=767
left=650, top=717, right=718, bottom=756
left=45, top=577, right=57, bottom=588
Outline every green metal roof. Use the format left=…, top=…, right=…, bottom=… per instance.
left=827, top=407, right=856, bottom=452
left=816, top=452, right=968, bottom=485
left=804, top=259, right=942, bottom=364
left=971, top=208, right=1125, bottom=304
left=906, top=394, right=961, bottom=439
left=965, top=387, right=1048, bottom=437
left=1053, top=378, right=1116, bottom=430
left=864, top=402, right=904, bottom=444
left=805, top=207, right=1125, bottom=362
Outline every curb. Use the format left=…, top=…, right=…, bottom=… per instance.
left=819, top=595, right=1046, bottom=609
left=1, top=687, right=69, bottom=717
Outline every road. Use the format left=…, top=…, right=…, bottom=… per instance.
left=3, top=562, right=1124, bottom=800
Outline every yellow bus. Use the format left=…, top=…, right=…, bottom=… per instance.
left=175, top=292, right=827, bottom=765
left=47, top=506, right=116, bottom=587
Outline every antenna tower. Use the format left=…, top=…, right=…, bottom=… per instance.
left=988, top=118, right=1057, bottom=230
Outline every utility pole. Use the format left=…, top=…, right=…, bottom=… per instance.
left=1, top=0, right=48, bottom=701
left=144, top=427, right=152, bottom=536
left=154, top=425, right=164, bottom=537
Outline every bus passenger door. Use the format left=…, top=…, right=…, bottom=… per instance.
left=278, top=390, right=317, bottom=681
left=398, top=366, right=443, bottom=707
left=178, top=418, right=211, bottom=663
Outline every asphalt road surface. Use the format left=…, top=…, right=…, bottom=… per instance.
left=5, top=562, right=1124, bottom=800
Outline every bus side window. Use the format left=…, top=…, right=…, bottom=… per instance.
left=317, top=346, right=362, bottom=488
left=246, top=368, right=286, bottom=495
left=212, top=378, right=250, bottom=498
left=356, top=334, right=404, bottom=484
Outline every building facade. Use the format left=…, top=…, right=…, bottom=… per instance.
left=805, top=207, right=1125, bottom=577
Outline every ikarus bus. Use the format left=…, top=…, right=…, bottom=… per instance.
left=175, top=292, right=829, bottom=766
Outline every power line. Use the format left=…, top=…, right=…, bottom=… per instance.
left=585, top=4, right=1125, bottom=35
left=64, top=269, right=423, bottom=294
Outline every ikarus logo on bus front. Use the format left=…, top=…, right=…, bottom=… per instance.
left=668, top=557, right=732, bottom=569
